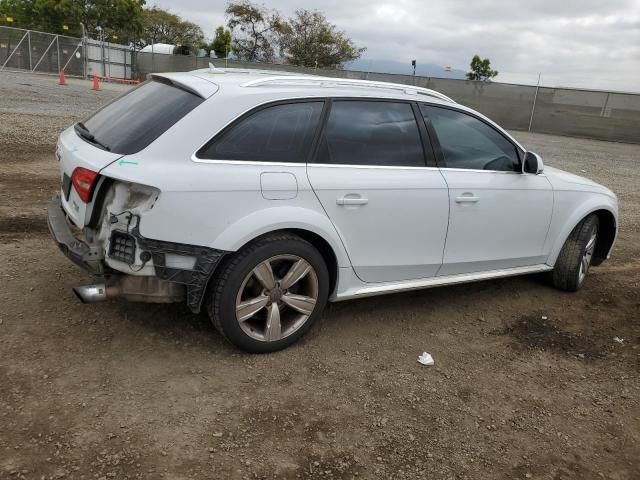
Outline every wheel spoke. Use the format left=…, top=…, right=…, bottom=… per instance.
left=280, top=259, right=311, bottom=290
left=252, top=261, right=276, bottom=290
left=236, top=295, right=269, bottom=322
left=586, top=233, right=597, bottom=252
left=282, top=292, right=316, bottom=316
left=265, top=304, right=282, bottom=341
left=581, top=256, right=589, bottom=275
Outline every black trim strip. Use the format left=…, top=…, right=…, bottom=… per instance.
left=411, top=102, right=437, bottom=168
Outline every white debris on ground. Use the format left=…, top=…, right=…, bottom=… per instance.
left=418, top=352, right=434, bottom=366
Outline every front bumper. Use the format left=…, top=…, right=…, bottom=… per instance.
left=47, top=194, right=104, bottom=274
left=47, top=194, right=228, bottom=313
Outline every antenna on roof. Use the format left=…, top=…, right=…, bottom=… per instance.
left=208, top=63, right=225, bottom=74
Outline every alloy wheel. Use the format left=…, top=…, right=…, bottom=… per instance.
left=578, top=228, right=597, bottom=285
left=235, top=254, right=319, bottom=342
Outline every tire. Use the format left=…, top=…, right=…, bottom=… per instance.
left=550, top=214, right=599, bottom=292
left=207, top=233, right=329, bottom=353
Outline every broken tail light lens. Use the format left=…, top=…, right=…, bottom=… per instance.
left=71, top=167, right=99, bottom=203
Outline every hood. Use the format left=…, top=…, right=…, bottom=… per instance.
left=543, top=166, right=616, bottom=198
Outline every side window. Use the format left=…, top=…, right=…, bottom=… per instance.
left=421, top=105, right=520, bottom=172
left=316, top=101, right=427, bottom=167
left=198, top=102, right=323, bottom=162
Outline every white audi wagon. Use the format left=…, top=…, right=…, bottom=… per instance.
left=48, top=68, right=618, bottom=352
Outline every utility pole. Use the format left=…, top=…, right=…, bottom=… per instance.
left=411, top=59, right=416, bottom=85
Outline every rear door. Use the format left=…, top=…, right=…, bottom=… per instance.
left=307, top=99, right=449, bottom=283
left=420, top=104, right=553, bottom=275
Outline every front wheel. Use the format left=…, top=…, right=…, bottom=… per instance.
left=208, top=233, right=329, bottom=353
left=550, top=214, right=599, bottom=292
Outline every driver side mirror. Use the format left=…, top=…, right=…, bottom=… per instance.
left=523, top=152, right=544, bottom=174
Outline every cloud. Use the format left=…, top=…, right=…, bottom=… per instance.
left=148, top=0, right=640, bottom=92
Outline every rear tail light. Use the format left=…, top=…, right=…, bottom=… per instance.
left=71, top=167, right=99, bottom=203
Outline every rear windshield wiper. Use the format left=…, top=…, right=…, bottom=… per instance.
left=74, top=122, right=111, bottom=151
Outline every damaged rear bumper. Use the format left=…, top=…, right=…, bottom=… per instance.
left=47, top=194, right=228, bottom=313
left=47, top=194, right=104, bottom=274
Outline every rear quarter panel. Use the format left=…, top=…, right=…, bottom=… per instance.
left=99, top=159, right=351, bottom=267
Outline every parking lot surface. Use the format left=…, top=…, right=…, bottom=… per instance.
left=1, top=71, right=638, bottom=479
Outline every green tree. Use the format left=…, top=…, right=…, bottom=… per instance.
left=0, top=0, right=145, bottom=41
left=211, top=25, right=231, bottom=58
left=140, top=7, right=204, bottom=52
left=279, top=9, right=364, bottom=68
left=225, top=1, right=286, bottom=62
left=466, top=54, right=498, bottom=81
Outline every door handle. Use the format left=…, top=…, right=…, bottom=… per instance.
left=455, top=194, right=480, bottom=203
left=337, top=196, right=368, bottom=206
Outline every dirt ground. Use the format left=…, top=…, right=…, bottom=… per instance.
left=0, top=72, right=638, bottom=480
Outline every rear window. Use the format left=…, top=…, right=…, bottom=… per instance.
left=80, top=79, right=204, bottom=154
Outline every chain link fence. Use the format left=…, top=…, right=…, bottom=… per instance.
left=135, top=54, right=640, bottom=144
left=0, top=26, right=134, bottom=80
left=0, top=26, right=84, bottom=76
left=2, top=26, right=638, bottom=145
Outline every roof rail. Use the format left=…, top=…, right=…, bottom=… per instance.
left=240, top=76, right=455, bottom=103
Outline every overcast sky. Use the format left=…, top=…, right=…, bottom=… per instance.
left=151, top=0, right=640, bottom=92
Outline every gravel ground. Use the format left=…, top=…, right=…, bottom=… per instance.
left=0, top=71, right=130, bottom=148
left=0, top=71, right=638, bottom=480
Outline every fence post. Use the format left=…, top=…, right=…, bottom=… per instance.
left=528, top=73, right=541, bottom=132
left=56, top=35, right=60, bottom=73
left=27, top=31, right=32, bottom=70
left=81, top=23, right=86, bottom=79
left=600, top=92, right=611, bottom=117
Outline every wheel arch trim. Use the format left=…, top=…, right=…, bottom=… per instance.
left=546, top=199, right=618, bottom=267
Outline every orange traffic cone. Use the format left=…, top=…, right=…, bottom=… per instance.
left=91, top=74, right=101, bottom=91
left=58, top=69, right=67, bottom=85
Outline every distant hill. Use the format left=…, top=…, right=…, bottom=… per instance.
left=345, top=58, right=467, bottom=79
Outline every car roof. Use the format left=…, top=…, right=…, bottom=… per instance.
left=152, top=67, right=455, bottom=104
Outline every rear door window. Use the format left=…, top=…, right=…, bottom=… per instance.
left=198, top=102, right=324, bottom=163
left=80, top=79, right=204, bottom=155
left=315, top=100, right=427, bottom=167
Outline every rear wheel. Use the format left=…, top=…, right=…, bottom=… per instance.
left=550, top=214, right=599, bottom=291
left=208, top=233, right=329, bottom=353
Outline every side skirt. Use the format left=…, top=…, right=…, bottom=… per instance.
left=332, top=264, right=553, bottom=302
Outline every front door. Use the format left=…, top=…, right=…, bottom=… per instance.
left=308, top=100, right=450, bottom=283
left=420, top=104, right=553, bottom=276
